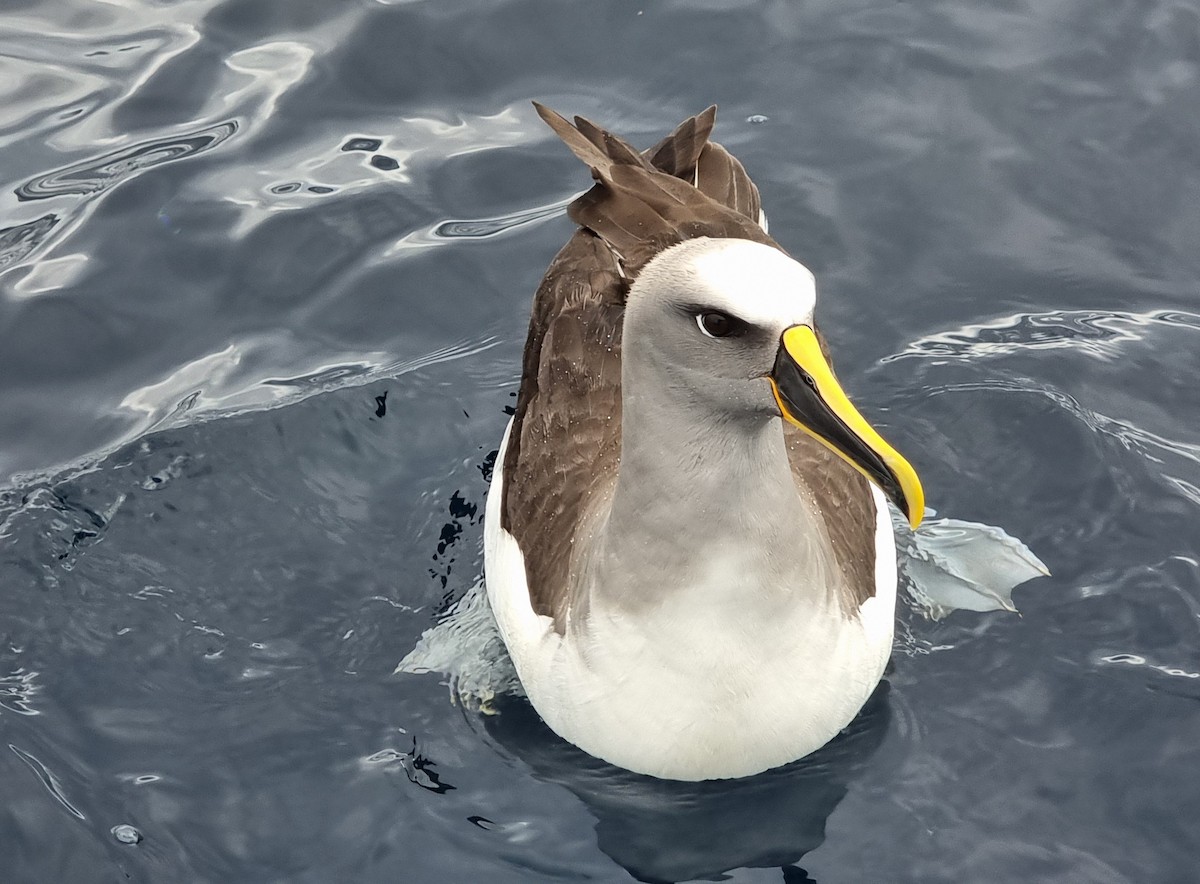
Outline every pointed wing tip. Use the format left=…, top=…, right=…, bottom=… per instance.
left=533, top=101, right=606, bottom=169
left=534, top=102, right=718, bottom=129
left=695, top=104, right=718, bottom=145
left=532, top=100, right=567, bottom=128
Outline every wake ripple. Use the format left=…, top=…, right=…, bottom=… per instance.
left=887, top=309, right=1200, bottom=363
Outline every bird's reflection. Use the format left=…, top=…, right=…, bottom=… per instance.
left=481, top=681, right=891, bottom=883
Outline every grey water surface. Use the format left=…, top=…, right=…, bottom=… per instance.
left=2, top=1, right=1199, bottom=882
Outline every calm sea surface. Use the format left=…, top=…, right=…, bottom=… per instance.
left=2, top=1, right=1199, bottom=881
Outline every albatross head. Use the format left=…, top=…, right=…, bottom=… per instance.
left=625, top=236, right=924, bottom=528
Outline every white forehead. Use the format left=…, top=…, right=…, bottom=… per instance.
left=637, top=238, right=817, bottom=328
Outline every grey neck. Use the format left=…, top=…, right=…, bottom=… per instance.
left=581, top=375, right=838, bottom=618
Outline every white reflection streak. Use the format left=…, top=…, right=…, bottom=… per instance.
left=387, top=194, right=574, bottom=256
left=119, top=343, right=245, bottom=419
left=49, top=23, right=204, bottom=153
left=1102, top=653, right=1200, bottom=679
left=117, top=334, right=500, bottom=439
left=211, top=41, right=326, bottom=235
left=9, top=254, right=90, bottom=299
left=221, top=41, right=314, bottom=122
left=890, top=309, right=1200, bottom=363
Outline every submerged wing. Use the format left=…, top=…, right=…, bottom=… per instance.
left=503, top=105, right=877, bottom=626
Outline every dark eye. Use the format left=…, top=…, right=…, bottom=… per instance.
left=697, top=311, right=738, bottom=338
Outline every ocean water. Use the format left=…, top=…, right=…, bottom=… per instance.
left=2, top=1, right=1199, bottom=881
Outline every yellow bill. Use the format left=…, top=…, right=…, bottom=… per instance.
left=768, top=325, right=924, bottom=529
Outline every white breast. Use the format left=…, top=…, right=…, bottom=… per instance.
left=484, top=418, right=897, bottom=781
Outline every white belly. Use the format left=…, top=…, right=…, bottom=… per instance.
left=542, top=599, right=890, bottom=779
left=484, top=419, right=897, bottom=781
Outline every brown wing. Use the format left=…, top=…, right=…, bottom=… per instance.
left=533, top=103, right=775, bottom=275
left=783, top=424, right=877, bottom=612
left=503, top=105, right=877, bottom=626
left=502, top=232, right=624, bottom=627
left=803, top=329, right=878, bottom=611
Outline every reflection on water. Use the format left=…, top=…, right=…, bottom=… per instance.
left=1, top=0, right=1199, bottom=880
left=891, top=308, right=1200, bottom=363
left=432, top=197, right=574, bottom=239
left=15, top=121, right=237, bottom=202
left=0, top=668, right=41, bottom=717
left=3, top=121, right=238, bottom=282
left=0, top=215, right=59, bottom=269
left=483, top=687, right=889, bottom=884
left=9, top=745, right=87, bottom=822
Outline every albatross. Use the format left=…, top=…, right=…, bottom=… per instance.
left=484, top=103, right=924, bottom=781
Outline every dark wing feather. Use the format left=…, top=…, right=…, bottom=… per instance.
left=504, top=105, right=877, bottom=625
left=548, top=104, right=777, bottom=275
left=783, top=425, right=877, bottom=611
left=531, top=103, right=628, bottom=172
left=645, top=106, right=716, bottom=179
left=695, top=142, right=761, bottom=222
left=503, top=232, right=624, bottom=627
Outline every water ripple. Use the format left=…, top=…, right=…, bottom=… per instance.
left=889, top=309, right=1200, bottom=363
left=15, top=120, right=237, bottom=201
left=0, top=668, right=41, bottom=716
left=0, top=215, right=60, bottom=269
left=0, top=483, right=124, bottom=588
left=922, top=377, right=1200, bottom=470
left=431, top=198, right=572, bottom=239
left=117, top=335, right=500, bottom=438
left=9, top=744, right=86, bottom=821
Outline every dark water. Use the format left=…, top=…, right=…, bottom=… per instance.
left=2, top=1, right=1198, bottom=881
